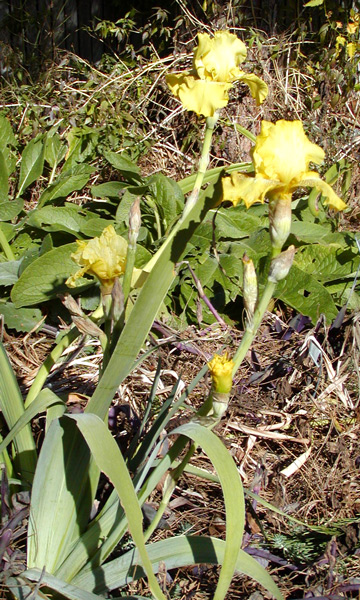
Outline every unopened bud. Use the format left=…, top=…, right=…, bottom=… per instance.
left=268, top=245, right=296, bottom=283
left=129, top=197, right=141, bottom=248
left=269, top=195, right=292, bottom=252
left=208, top=353, right=234, bottom=394
left=242, top=253, right=257, bottom=322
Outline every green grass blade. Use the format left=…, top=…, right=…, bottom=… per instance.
left=0, top=341, right=36, bottom=483
left=27, top=418, right=98, bottom=574
left=172, top=421, right=245, bottom=600
left=67, top=413, right=166, bottom=600
left=0, top=388, right=65, bottom=456
left=59, top=368, right=208, bottom=583
left=22, top=568, right=107, bottom=600
left=73, top=535, right=282, bottom=600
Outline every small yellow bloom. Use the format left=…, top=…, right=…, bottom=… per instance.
left=208, top=352, right=234, bottom=394
left=167, top=31, right=268, bottom=117
left=66, top=225, right=128, bottom=293
left=221, top=120, right=346, bottom=211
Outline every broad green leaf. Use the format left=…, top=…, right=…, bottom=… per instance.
left=67, top=413, right=166, bottom=600
left=290, top=220, right=344, bottom=244
left=27, top=206, right=87, bottom=234
left=38, top=165, right=93, bottom=208
left=0, top=341, right=36, bottom=482
left=103, top=150, right=142, bottom=183
left=74, top=536, right=282, bottom=600
left=0, top=260, right=20, bottom=286
left=11, top=243, right=78, bottom=307
left=135, top=244, right=152, bottom=268
left=215, top=206, right=263, bottom=239
left=81, top=217, right=116, bottom=237
left=172, top=421, right=245, bottom=600
left=27, top=417, right=98, bottom=573
left=275, top=265, right=338, bottom=323
left=0, top=114, right=17, bottom=151
left=0, top=198, right=24, bottom=221
left=91, top=181, right=127, bottom=199
left=0, top=302, right=42, bottom=332
left=17, top=136, right=45, bottom=197
left=147, top=173, right=184, bottom=225
left=64, top=127, right=99, bottom=169
left=115, top=190, right=138, bottom=223
left=45, top=133, right=67, bottom=168
left=294, top=244, right=359, bottom=282
left=0, top=149, right=8, bottom=201
left=325, top=283, right=360, bottom=310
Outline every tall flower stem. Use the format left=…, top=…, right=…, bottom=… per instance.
left=143, top=113, right=219, bottom=275
left=180, top=113, right=219, bottom=221
left=232, top=278, right=277, bottom=376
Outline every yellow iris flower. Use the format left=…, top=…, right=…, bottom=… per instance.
left=66, top=225, right=128, bottom=294
left=208, top=352, right=234, bottom=394
left=221, top=120, right=347, bottom=211
left=167, top=31, right=268, bottom=117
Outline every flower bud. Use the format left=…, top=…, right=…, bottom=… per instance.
left=242, top=253, right=257, bottom=322
left=268, top=245, right=296, bottom=283
left=208, top=353, right=234, bottom=394
left=269, top=195, right=292, bottom=252
left=129, top=197, right=141, bottom=249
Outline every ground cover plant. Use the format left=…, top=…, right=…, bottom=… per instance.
left=0, top=1, right=359, bottom=599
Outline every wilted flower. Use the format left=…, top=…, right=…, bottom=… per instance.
left=167, top=30, right=268, bottom=117
left=66, top=225, right=127, bottom=294
left=221, top=120, right=347, bottom=211
left=208, top=352, right=234, bottom=394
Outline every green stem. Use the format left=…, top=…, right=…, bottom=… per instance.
left=0, top=225, right=15, bottom=261
left=180, top=113, right=219, bottom=221
left=232, top=279, right=277, bottom=376
left=143, top=113, right=219, bottom=275
left=25, top=327, right=81, bottom=408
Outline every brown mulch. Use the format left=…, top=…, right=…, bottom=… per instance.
left=2, top=306, right=359, bottom=599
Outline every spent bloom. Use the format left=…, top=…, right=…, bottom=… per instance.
left=167, top=31, right=268, bottom=117
left=208, top=352, right=234, bottom=394
left=66, top=225, right=127, bottom=294
left=221, top=120, right=347, bottom=211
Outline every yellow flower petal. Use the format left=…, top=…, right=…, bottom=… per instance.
left=194, top=31, right=247, bottom=82
left=253, top=120, right=325, bottom=186
left=67, top=225, right=128, bottom=292
left=298, top=177, right=347, bottom=211
left=166, top=73, right=231, bottom=117
left=222, top=172, right=279, bottom=208
left=238, top=72, right=268, bottom=105
left=66, top=266, right=88, bottom=288
left=208, top=352, right=234, bottom=394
